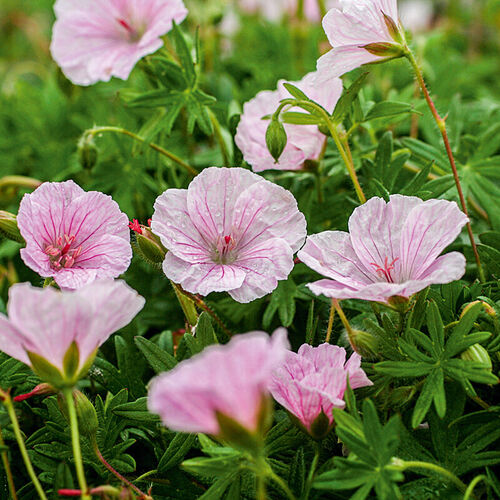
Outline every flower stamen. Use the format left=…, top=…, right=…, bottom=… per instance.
left=370, top=257, right=399, bottom=283
left=44, top=234, right=82, bottom=270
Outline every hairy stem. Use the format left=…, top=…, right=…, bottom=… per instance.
left=302, top=443, right=321, bottom=500
left=63, top=388, right=90, bottom=500
left=405, top=50, right=485, bottom=283
left=2, top=394, right=47, bottom=500
left=325, top=299, right=336, bottom=343
left=208, top=110, right=231, bottom=168
left=86, top=126, right=198, bottom=177
left=0, top=424, right=18, bottom=500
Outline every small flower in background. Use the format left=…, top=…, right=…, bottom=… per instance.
left=50, top=0, right=188, bottom=86
left=238, top=0, right=294, bottom=22
left=316, top=0, right=405, bottom=83
left=148, top=329, right=289, bottom=436
left=399, top=0, right=434, bottom=33
left=302, top=0, right=336, bottom=22
left=270, top=343, right=372, bottom=438
left=151, top=167, right=307, bottom=303
left=298, top=195, right=468, bottom=303
left=17, top=180, right=132, bottom=290
left=235, top=72, right=342, bottom=172
left=0, top=280, right=144, bottom=387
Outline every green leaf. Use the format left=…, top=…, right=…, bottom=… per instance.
left=112, top=397, right=160, bottom=424
left=280, top=111, right=322, bottom=125
left=27, top=351, right=65, bottom=388
left=374, top=361, right=433, bottom=377
left=196, top=313, right=217, bottom=347
left=363, top=101, right=417, bottom=122
left=158, top=433, right=197, bottom=473
left=288, top=447, right=306, bottom=496
left=263, top=279, right=297, bottom=329
left=171, top=22, right=196, bottom=87
left=62, top=341, right=80, bottom=382
left=426, top=301, right=444, bottom=349
left=332, top=73, right=368, bottom=123
left=412, top=368, right=444, bottom=428
left=282, top=82, right=309, bottom=101
left=134, top=336, right=177, bottom=373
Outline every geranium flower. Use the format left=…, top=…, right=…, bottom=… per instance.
left=270, top=343, right=372, bottom=438
left=0, top=280, right=144, bottom=386
left=17, top=180, right=132, bottom=290
left=148, top=329, right=289, bottom=435
left=316, top=0, right=404, bottom=83
left=298, top=195, right=468, bottom=302
left=50, top=0, right=188, bottom=86
left=151, top=167, right=307, bottom=303
left=235, top=72, right=342, bottom=172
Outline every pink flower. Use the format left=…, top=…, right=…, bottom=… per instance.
left=50, top=0, right=188, bottom=86
left=148, top=329, right=289, bottom=435
left=316, top=0, right=403, bottom=83
left=0, top=280, right=144, bottom=383
left=17, top=180, right=132, bottom=290
left=235, top=72, right=342, bottom=172
left=151, top=167, right=307, bottom=303
left=238, top=0, right=294, bottom=21
left=298, top=195, right=468, bottom=303
left=270, top=343, right=372, bottom=437
left=302, top=0, right=337, bottom=22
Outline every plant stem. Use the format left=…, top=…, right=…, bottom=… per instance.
left=398, top=460, right=468, bottom=494
left=2, top=394, right=48, bottom=500
left=297, top=0, right=305, bottom=19
left=302, top=443, right=321, bottom=500
left=93, top=441, right=152, bottom=499
left=208, top=110, right=231, bottom=168
left=267, top=468, right=297, bottom=500
left=171, top=282, right=199, bottom=329
left=332, top=300, right=355, bottom=342
left=0, top=424, right=18, bottom=500
left=86, top=126, right=198, bottom=177
left=325, top=299, right=336, bottom=343
left=63, top=388, right=90, bottom=500
left=464, top=475, right=487, bottom=500
left=405, top=50, right=485, bottom=283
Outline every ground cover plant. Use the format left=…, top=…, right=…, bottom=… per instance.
left=0, top=0, right=500, bottom=499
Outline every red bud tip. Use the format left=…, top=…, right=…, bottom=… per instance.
left=58, top=489, right=82, bottom=497
left=14, top=383, right=55, bottom=402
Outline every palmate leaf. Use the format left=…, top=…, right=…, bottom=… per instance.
left=314, top=400, right=404, bottom=500
left=374, top=302, right=499, bottom=428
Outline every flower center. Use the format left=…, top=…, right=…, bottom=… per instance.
left=116, top=18, right=144, bottom=43
left=213, top=235, right=237, bottom=265
left=44, top=234, right=82, bottom=270
left=370, top=257, right=399, bottom=283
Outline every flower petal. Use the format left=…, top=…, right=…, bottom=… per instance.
left=0, top=315, right=30, bottom=365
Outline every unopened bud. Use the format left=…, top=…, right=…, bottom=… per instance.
left=461, top=344, right=492, bottom=371
left=265, top=118, right=288, bottom=163
left=347, top=329, right=378, bottom=359
left=58, top=390, right=99, bottom=438
left=0, top=211, right=24, bottom=244
left=14, top=383, right=55, bottom=402
left=133, top=226, right=167, bottom=266
left=362, top=42, right=405, bottom=58
left=77, top=134, right=98, bottom=170
left=383, top=13, right=404, bottom=44
left=460, top=300, right=496, bottom=320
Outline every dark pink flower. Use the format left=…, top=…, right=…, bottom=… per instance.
left=298, top=195, right=468, bottom=302
left=270, top=343, right=372, bottom=437
left=151, top=167, right=307, bottom=303
left=18, top=180, right=132, bottom=290
left=148, top=329, right=289, bottom=434
left=50, top=0, right=188, bottom=85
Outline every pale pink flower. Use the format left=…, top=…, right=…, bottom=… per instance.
left=316, top=0, right=403, bottom=83
left=151, top=167, right=307, bottom=303
left=238, top=0, right=294, bottom=21
left=50, top=0, right=188, bottom=86
left=270, top=343, right=372, bottom=436
left=148, top=329, right=289, bottom=434
left=0, top=280, right=144, bottom=377
left=18, top=180, right=132, bottom=290
left=303, top=0, right=337, bottom=22
left=298, top=195, right=468, bottom=303
left=235, top=72, right=342, bottom=172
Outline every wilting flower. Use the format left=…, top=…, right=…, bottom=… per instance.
left=17, top=180, right=132, bottom=290
left=50, top=0, right=188, bottom=86
left=148, top=329, right=289, bottom=435
left=298, top=195, right=468, bottom=303
left=0, top=280, right=144, bottom=386
left=151, top=167, right=307, bottom=302
left=235, top=72, right=342, bottom=172
left=316, top=0, right=404, bottom=83
left=270, top=343, right=372, bottom=438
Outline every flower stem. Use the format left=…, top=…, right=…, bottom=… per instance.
left=171, top=281, right=199, bottom=329
left=85, top=126, right=198, bottom=177
left=1, top=392, right=48, bottom=500
left=302, top=443, right=321, bottom=500
left=325, top=299, right=336, bottom=343
left=63, top=388, right=90, bottom=500
left=397, top=460, right=468, bottom=494
left=464, top=475, right=487, bottom=500
left=208, top=110, right=231, bottom=168
left=404, top=50, right=485, bottom=283
left=0, top=424, right=18, bottom=500
left=332, top=300, right=355, bottom=342
left=93, top=441, right=152, bottom=499
left=267, top=468, right=297, bottom=500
